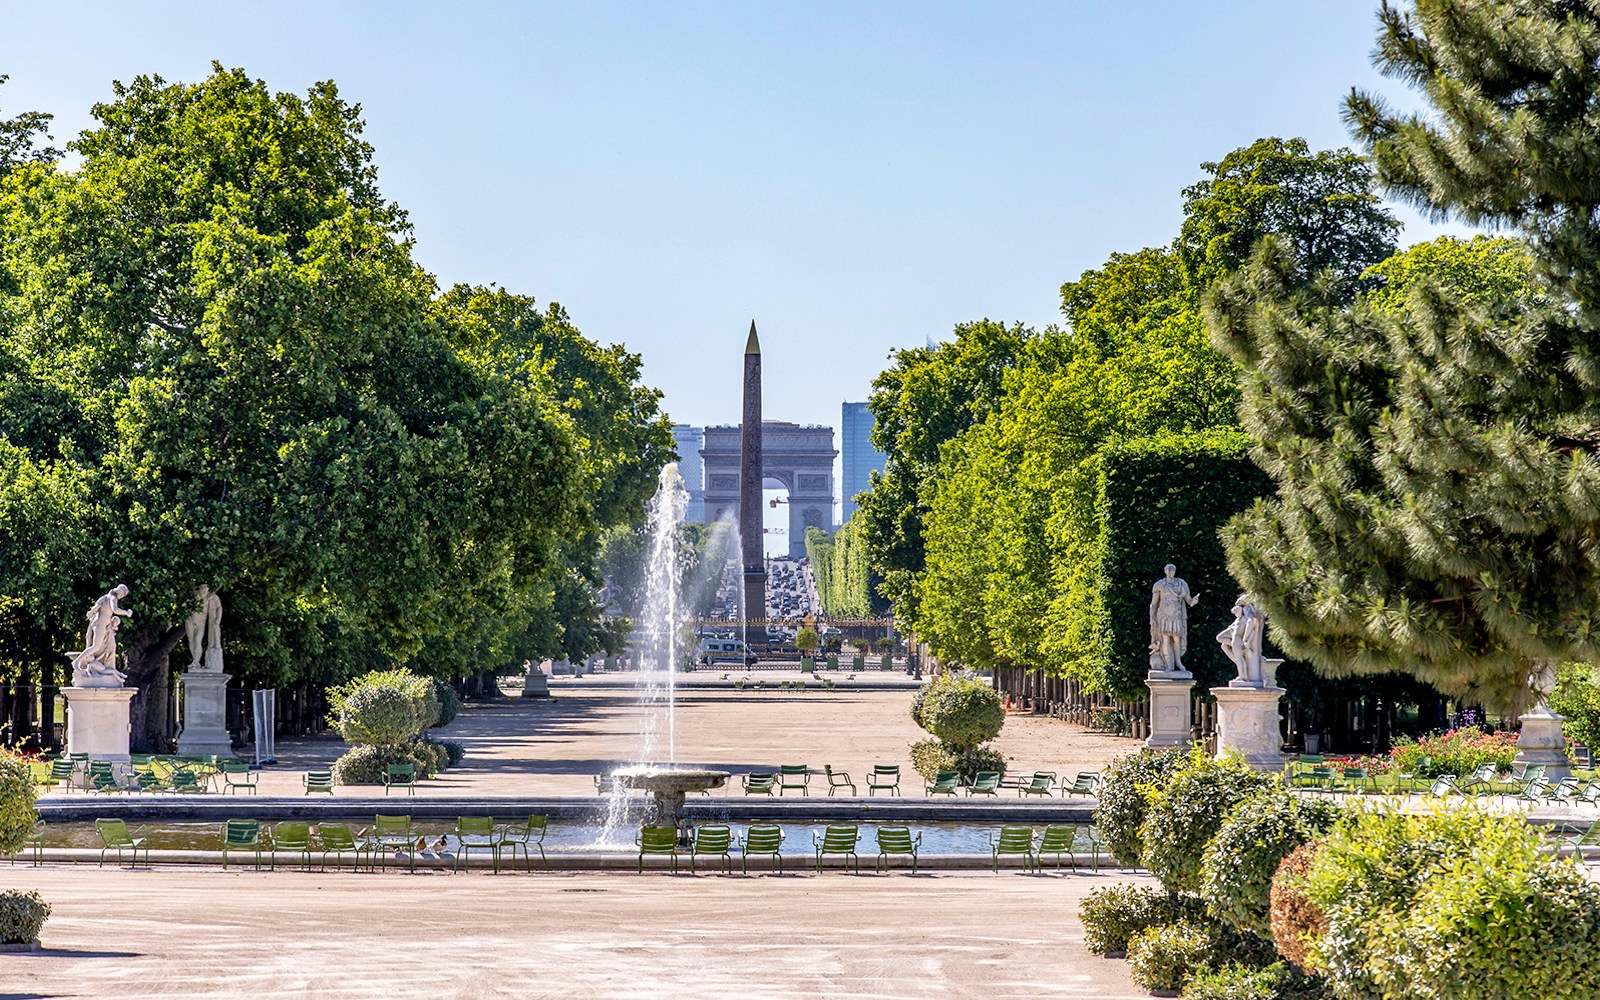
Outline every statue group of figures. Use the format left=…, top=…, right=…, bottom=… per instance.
left=66, top=584, right=224, bottom=688
left=1148, top=563, right=1272, bottom=688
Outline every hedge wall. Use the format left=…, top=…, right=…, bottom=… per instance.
left=807, top=520, right=888, bottom=618
left=1049, top=429, right=1274, bottom=700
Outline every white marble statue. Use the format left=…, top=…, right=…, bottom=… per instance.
left=1149, top=564, right=1200, bottom=673
left=185, top=585, right=224, bottom=672
left=1528, top=658, right=1560, bottom=716
left=68, top=584, right=132, bottom=688
left=1217, top=594, right=1266, bottom=686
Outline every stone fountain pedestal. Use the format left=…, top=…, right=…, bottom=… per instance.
left=177, top=670, right=235, bottom=757
left=1211, top=678, right=1286, bottom=772
left=1145, top=670, right=1194, bottom=750
left=613, top=767, right=732, bottom=831
left=1515, top=705, right=1572, bottom=781
left=64, top=686, right=136, bottom=762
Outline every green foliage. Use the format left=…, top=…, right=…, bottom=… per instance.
left=1388, top=728, right=1519, bottom=779
left=0, top=76, right=62, bottom=172
left=1305, top=805, right=1600, bottom=1000
left=1361, top=235, right=1541, bottom=318
left=0, top=750, right=37, bottom=857
left=1141, top=749, right=1274, bottom=893
left=1127, top=919, right=1277, bottom=996
left=915, top=673, right=1003, bottom=750
left=429, top=676, right=459, bottom=729
left=0, top=889, right=49, bottom=944
left=421, top=735, right=465, bottom=768
left=909, top=738, right=1004, bottom=782
left=1211, top=6, right=1600, bottom=713
left=1550, top=664, right=1600, bottom=752
left=1181, top=962, right=1332, bottom=1000
left=806, top=521, right=887, bottom=618
left=793, top=628, right=819, bottom=655
left=1050, top=429, right=1274, bottom=698
left=1199, top=788, right=1340, bottom=938
left=330, top=742, right=438, bottom=785
left=1078, top=883, right=1207, bottom=954
left=1094, top=746, right=1190, bottom=867
left=329, top=670, right=439, bottom=747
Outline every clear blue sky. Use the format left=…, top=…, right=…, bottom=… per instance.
left=2, top=2, right=1467, bottom=440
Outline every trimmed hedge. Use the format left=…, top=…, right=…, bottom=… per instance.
left=1126, top=918, right=1277, bottom=995
left=1079, top=883, right=1207, bottom=954
left=1094, top=746, right=1189, bottom=866
left=329, top=669, right=440, bottom=747
left=1200, top=788, right=1340, bottom=938
left=430, top=676, right=460, bottom=729
left=0, top=889, right=49, bottom=944
left=331, top=742, right=438, bottom=785
left=0, top=751, right=38, bottom=857
left=1182, top=962, right=1333, bottom=1000
left=1140, top=750, right=1273, bottom=893
left=1048, top=429, right=1275, bottom=699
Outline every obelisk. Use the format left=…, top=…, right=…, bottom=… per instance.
left=741, top=321, right=767, bottom=652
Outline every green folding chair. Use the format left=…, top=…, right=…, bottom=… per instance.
left=314, top=823, right=371, bottom=871
left=1018, top=772, right=1056, bottom=797
left=637, top=826, right=680, bottom=872
left=220, top=818, right=264, bottom=870
left=778, top=764, right=811, bottom=796
left=925, top=771, right=959, bottom=796
left=304, top=769, right=335, bottom=795
left=455, top=816, right=499, bottom=872
left=381, top=763, right=417, bottom=796
left=95, top=818, right=148, bottom=868
left=740, top=824, right=785, bottom=874
left=823, top=765, right=856, bottom=796
left=271, top=821, right=314, bottom=871
left=967, top=771, right=1001, bottom=796
left=813, top=824, right=860, bottom=873
left=686, top=824, right=734, bottom=874
left=874, top=826, right=920, bottom=873
left=496, top=815, right=549, bottom=871
left=991, top=825, right=1037, bottom=873
left=371, top=814, right=416, bottom=872
left=867, top=765, right=901, bottom=796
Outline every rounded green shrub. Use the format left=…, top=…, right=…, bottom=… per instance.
left=0, top=889, right=50, bottom=944
left=1306, top=805, right=1600, bottom=1000
left=922, top=676, right=1002, bottom=749
left=0, top=751, right=39, bottom=857
left=909, top=740, right=1005, bottom=782
left=1079, top=883, right=1207, bottom=955
left=429, top=676, right=460, bottom=729
left=422, top=735, right=465, bottom=768
left=1094, top=747, right=1190, bottom=866
left=1181, top=962, right=1332, bottom=1000
left=1141, top=749, right=1273, bottom=893
left=1200, top=788, right=1340, bottom=937
left=329, top=670, right=439, bottom=747
left=331, top=743, right=437, bottom=785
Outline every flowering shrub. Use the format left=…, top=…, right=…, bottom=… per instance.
left=1389, top=728, right=1519, bottom=778
left=1321, top=754, right=1394, bottom=775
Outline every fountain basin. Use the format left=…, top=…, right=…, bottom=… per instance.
left=612, top=766, right=731, bottom=830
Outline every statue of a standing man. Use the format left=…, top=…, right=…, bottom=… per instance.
left=1149, top=564, right=1200, bottom=674
left=185, top=585, right=224, bottom=672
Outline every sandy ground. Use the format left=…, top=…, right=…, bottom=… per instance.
left=38, top=678, right=1140, bottom=799
left=0, top=865, right=1154, bottom=1000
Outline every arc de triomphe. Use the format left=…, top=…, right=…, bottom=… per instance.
left=702, top=421, right=836, bottom=559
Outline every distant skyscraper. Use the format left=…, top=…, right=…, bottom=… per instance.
left=841, top=401, right=886, bottom=524
left=671, top=423, right=706, bottom=522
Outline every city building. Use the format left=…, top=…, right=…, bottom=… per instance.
left=840, top=401, right=886, bottom=524
left=671, top=423, right=706, bottom=523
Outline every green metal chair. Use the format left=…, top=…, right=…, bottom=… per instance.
left=271, top=821, right=314, bottom=871
left=740, top=824, right=785, bottom=873
left=314, top=823, right=370, bottom=871
left=1516, top=776, right=1553, bottom=806
left=991, top=825, right=1038, bottom=873
left=1037, top=825, right=1078, bottom=871
left=867, top=765, right=901, bottom=796
left=95, top=818, right=148, bottom=867
left=813, top=824, right=860, bottom=873
left=637, top=825, right=680, bottom=872
left=304, top=769, right=335, bottom=795
left=967, top=771, right=1001, bottom=796
left=874, top=826, right=920, bottom=873
left=43, top=758, right=76, bottom=792
left=686, top=824, right=734, bottom=874
left=220, top=760, right=259, bottom=795
left=1018, top=772, right=1056, bottom=797
left=455, top=816, right=499, bottom=872
left=1426, top=775, right=1463, bottom=798
left=1560, top=819, right=1600, bottom=862
left=742, top=771, right=777, bottom=795
left=168, top=767, right=206, bottom=794
left=221, top=818, right=264, bottom=870
left=778, top=764, right=810, bottom=796
left=925, top=771, right=959, bottom=796
left=1393, top=756, right=1432, bottom=793
left=87, top=760, right=123, bottom=794
left=1460, top=764, right=1502, bottom=799
left=1063, top=772, right=1100, bottom=798
left=1334, top=767, right=1374, bottom=795
left=497, top=815, right=549, bottom=871
left=371, top=814, right=416, bottom=872
left=381, top=763, right=417, bottom=796
left=1546, top=775, right=1583, bottom=807
left=823, top=765, right=856, bottom=796
left=9, top=820, right=45, bottom=866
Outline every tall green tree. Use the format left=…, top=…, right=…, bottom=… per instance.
left=0, top=67, right=589, bottom=745
left=1212, top=2, right=1600, bottom=713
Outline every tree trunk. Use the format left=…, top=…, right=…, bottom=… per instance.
left=121, top=624, right=185, bottom=752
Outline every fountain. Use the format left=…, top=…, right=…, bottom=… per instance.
left=606, top=463, right=730, bottom=833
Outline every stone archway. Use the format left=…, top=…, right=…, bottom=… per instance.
left=702, top=421, right=836, bottom=559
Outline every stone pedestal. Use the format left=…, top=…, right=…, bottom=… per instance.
left=1514, top=707, right=1572, bottom=781
left=522, top=663, right=551, bottom=698
left=1145, top=672, right=1195, bottom=750
left=176, top=671, right=235, bottom=757
left=1212, top=685, right=1286, bottom=771
left=63, top=686, right=136, bottom=762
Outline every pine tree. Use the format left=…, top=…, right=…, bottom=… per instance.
left=1209, top=0, right=1600, bottom=714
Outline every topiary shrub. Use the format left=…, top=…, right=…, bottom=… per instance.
left=328, top=670, right=439, bottom=747
left=0, top=751, right=39, bottom=857
left=0, top=889, right=50, bottom=944
left=1305, top=805, right=1600, bottom=1000
left=922, top=675, right=1003, bottom=749
left=1080, top=883, right=1207, bottom=955
left=1181, top=961, right=1333, bottom=1000
left=1127, top=919, right=1274, bottom=995
left=429, top=676, right=460, bottom=728
left=1095, top=746, right=1190, bottom=866
left=1269, top=843, right=1326, bottom=974
left=422, top=734, right=465, bottom=768
left=1141, top=748, right=1273, bottom=892
left=1200, top=788, right=1340, bottom=937
left=331, top=743, right=437, bottom=785
left=909, top=740, right=1005, bottom=782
